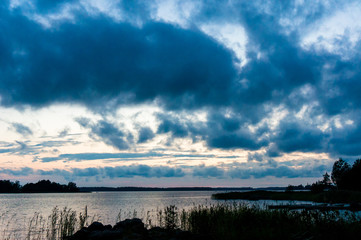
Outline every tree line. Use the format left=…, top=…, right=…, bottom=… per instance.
left=287, top=158, right=361, bottom=192
left=0, top=179, right=79, bottom=193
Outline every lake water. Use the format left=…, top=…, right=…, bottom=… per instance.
left=0, top=191, right=309, bottom=239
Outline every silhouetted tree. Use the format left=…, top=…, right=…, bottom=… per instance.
left=331, top=158, right=351, bottom=189
left=322, top=172, right=332, bottom=187
left=66, top=182, right=79, bottom=192
left=349, top=159, right=361, bottom=191
left=0, top=180, right=21, bottom=193
left=310, top=181, right=326, bottom=193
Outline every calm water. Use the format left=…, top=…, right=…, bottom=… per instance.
left=0, top=191, right=308, bottom=239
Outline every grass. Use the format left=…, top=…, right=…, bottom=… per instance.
left=25, top=206, right=89, bottom=240
left=3, top=203, right=361, bottom=239
left=1, top=206, right=92, bottom=240
left=212, top=190, right=361, bottom=203
left=179, top=203, right=361, bottom=240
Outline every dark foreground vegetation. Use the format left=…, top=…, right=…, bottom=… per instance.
left=0, top=179, right=79, bottom=193
left=46, top=204, right=361, bottom=240
left=181, top=204, right=361, bottom=240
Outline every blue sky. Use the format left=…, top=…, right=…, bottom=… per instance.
left=1, top=0, right=361, bottom=187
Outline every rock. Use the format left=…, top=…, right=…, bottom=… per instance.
left=67, top=218, right=204, bottom=240
left=88, top=230, right=123, bottom=240
left=66, top=227, right=89, bottom=240
left=87, top=222, right=105, bottom=232
left=104, top=224, right=112, bottom=230
left=113, top=218, right=145, bottom=231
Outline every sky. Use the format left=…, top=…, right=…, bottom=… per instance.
left=1, top=0, right=361, bottom=187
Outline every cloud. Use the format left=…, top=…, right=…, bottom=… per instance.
left=103, top=165, right=185, bottom=178
left=1, top=159, right=331, bottom=180
left=207, top=132, right=266, bottom=150
left=0, top=148, right=12, bottom=153
left=156, top=111, right=268, bottom=151
left=173, top=154, right=215, bottom=158
left=247, top=152, right=264, bottom=162
left=137, top=127, right=155, bottom=143
left=204, top=111, right=269, bottom=150
left=272, top=118, right=326, bottom=154
left=40, top=152, right=165, bottom=162
left=38, top=165, right=186, bottom=179
left=11, top=123, right=33, bottom=136
left=0, top=167, right=34, bottom=176
left=0, top=8, right=236, bottom=111
left=192, top=165, right=225, bottom=178
left=157, top=115, right=189, bottom=138
left=1, top=0, right=361, bottom=160
left=34, top=140, right=78, bottom=148
left=76, top=118, right=131, bottom=150
left=58, top=127, right=69, bottom=137
left=327, top=112, right=361, bottom=156
left=228, top=164, right=329, bottom=179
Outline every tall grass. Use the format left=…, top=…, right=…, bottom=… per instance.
left=177, top=204, right=361, bottom=240
left=24, top=206, right=89, bottom=240
left=3, top=204, right=361, bottom=239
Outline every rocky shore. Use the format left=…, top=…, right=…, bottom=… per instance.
left=66, top=218, right=211, bottom=240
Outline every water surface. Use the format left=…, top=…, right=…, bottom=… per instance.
left=0, top=191, right=310, bottom=238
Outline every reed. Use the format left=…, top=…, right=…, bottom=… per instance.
left=20, top=206, right=90, bottom=240
left=4, top=204, right=361, bottom=239
left=178, top=203, right=361, bottom=240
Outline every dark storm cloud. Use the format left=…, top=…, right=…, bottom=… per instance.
left=204, top=111, right=269, bottom=150
left=272, top=118, right=326, bottom=154
left=235, top=8, right=320, bottom=113
left=2, top=0, right=361, bottom=158
left=76, top=118, right=131, bottom=150
left=0, top=6, right=236, bottom=111
left=34, top=0, right=72, bottom=10
left=316, top=53, right=361, bottom=116
left=156, top=111, right=268, bottom=150
left=11, top=123, right=33, bottom=136
left=157, top=115, right=189, bottom=138
left=328, top=112, right=361, bottom=156
left=207, top=132, right=265, bottom=150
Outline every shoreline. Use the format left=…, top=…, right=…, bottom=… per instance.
left=212, top=190, right=361, bottom=203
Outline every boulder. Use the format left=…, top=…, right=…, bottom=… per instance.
left=67, top=218, right=209, bottom=240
